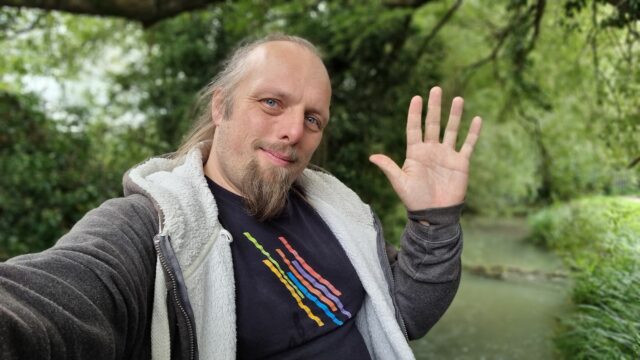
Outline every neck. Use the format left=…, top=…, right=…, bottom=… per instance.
left=203, top=146, right=244, bottom=197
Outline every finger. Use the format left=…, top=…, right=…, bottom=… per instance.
left=424, top=86, right=442, bottom=143
left=369, top=154, right=403, bottom=189
left=406, top=96, right=423, bottom=147
left=443, top=97, right=464, bottom=148
left=460, top=116, right=483, bottom=159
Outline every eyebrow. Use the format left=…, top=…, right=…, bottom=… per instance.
left=255, top=87, right=293, bottom=102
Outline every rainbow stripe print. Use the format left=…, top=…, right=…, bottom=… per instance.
left=243, top=232, right=353, bottom=327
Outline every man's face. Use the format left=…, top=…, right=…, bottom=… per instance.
left=206, top=41, right=332, bottom=219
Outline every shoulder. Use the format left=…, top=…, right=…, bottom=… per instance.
left=299, top=167, right=357, bottom=199
left=52, top=194, right=158, bottom=264
left=298, top=167, right=374, bottom=223
left=77, top=194, right=158, bottom=234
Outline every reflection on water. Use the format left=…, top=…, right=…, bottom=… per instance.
left=411, top=218, right=572, bottom=359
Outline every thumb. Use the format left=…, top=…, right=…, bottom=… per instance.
left=369, top=154, right=403, bottom=186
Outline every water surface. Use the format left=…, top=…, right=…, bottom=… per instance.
left=411, top=217, right=571, bottom=359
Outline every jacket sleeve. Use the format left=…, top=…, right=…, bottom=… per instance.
left=376, top=203, right=463, bottom=340
left=0, top=194, right=158, bottom=360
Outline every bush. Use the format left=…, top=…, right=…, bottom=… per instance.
left=0, top=91, right=103, bottom=259
left=529, top=196, right=640, bottom=359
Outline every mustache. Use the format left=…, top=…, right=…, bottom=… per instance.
left=252, top=140, right=299, bottom=163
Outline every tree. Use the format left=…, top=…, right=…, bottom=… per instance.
left=0, top=0, right=444, bottom=26
left=1, top=0, right=637, bottom=253
left=106, top=1, right=448, bottom=240
left=0, top=91, right=100, bottom=259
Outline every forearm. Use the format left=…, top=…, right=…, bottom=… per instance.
left=0, top=195, right=157, bottom=359
left=390, top=203, right=464, bottom=340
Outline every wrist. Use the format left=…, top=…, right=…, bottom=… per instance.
left=407, top=202, right=465, bottom=226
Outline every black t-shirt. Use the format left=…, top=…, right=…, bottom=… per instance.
left=206, top=176, right=371, bottom=360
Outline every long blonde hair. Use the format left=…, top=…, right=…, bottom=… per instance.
left=173, top=34, right=322, bottom=159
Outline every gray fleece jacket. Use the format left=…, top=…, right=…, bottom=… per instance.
left=0, top=143, right=463, bottom=360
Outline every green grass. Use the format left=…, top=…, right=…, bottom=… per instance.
left=529, top=196, right=640, bottom=359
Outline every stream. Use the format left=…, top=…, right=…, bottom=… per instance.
left=411, top=217, right=572, bottom=359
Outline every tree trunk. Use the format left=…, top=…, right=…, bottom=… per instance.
left=1, top=0, right=437, bottom=26
left=1, top=0, right=221, bottom=26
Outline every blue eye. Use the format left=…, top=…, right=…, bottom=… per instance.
left=305, top=115, right=322, bottom=130
left=263, top=98, right=278, bottom=107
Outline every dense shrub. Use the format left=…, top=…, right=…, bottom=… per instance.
left=529, top=196, right=640, bottom=359
left=0, top=91, right=104, bottom=259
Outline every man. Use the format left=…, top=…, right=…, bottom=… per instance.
left=0, top=34, right=481, bottom=359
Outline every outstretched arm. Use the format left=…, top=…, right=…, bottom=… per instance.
left=0, top=195, right=158, bottom=359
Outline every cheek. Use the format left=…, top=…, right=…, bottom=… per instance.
left=225, top=120, right=253, bottom=145
left=303, top=134, right=323, bottom=154
left=240, top=111, right=270, bottom=137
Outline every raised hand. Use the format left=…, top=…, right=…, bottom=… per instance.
left=369, top=86, right=482, bottom=211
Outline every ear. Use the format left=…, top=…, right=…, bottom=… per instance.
left=211, top=89, right=224, bottom=126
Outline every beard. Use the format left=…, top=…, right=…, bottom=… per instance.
left=239, top=141, right=303, bottom=221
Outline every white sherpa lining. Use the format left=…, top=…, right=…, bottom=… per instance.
left=125, top=143, right=414, bottom=360
left=299, top=171, right=415, bottom=360
left=127, top=146, right=237, bottom=360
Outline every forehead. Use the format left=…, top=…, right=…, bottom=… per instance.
left=240, top=42, right=332, bottom=112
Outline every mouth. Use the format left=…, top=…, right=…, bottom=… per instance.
left=259, top=147, right=296, bottom=167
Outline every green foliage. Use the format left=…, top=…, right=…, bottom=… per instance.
left=0, top=89, right=156, bottom=260
left=529, top=196, right=640, bottom=358
left=107, top=1, right=444, bottom=243
left=0, top=8, right=129, bottom=79
left=537, top=103, right=619, bottom=200
left=529, top=197, right=640, bottom=253
left=448, top=0, right=640, bottom=212
left=564, top=0, right=640, bottom=28
left=466, top=121, right=541, bottom=215
left=0, top=91, right=99, bottom=259
left=1, top=0, right=638, bottom=255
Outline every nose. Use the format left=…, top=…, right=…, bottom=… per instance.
left=276, top=109, right=305, bottom=144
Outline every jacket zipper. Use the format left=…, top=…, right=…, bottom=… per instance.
left=154, top=236, right=196, bottom=360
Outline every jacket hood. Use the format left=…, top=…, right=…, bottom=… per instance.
left=122, top=141, right=221, bottom=271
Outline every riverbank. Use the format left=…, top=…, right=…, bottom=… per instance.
left=412, top=217, right=570, bottom=359
left=529, top=196, right=640, bottom=359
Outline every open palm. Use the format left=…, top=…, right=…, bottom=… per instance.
left=370, top=87, right=482, bottom=211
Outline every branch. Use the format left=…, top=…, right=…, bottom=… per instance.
left=463, top=24, right=511, bottom=72
left=523, top=0, right=546, bottom=54
left=11, top=12, right=45, bottom=35
left=383, top=0, right=433, bottom=7
left=463, top=0, right=546, bottom=76
left=0, top=0, right=223, bottom=27
left=511, top=0, right=546, bottom=72
left=421, top=0, right=463, bottom=48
